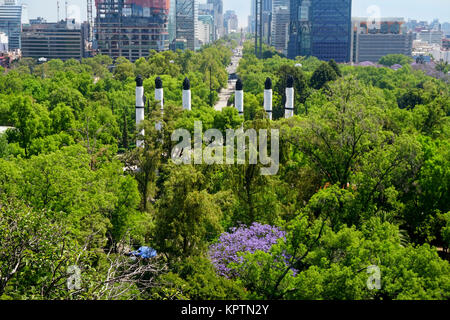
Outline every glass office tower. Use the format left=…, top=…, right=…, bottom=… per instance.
left=288, top=0, right=312, bottom=58
left=311, top=0, right=352, bottom=62
left=176, top=0, right=199, bottom=50
left=0, top=0, right=26, bottom=50
left=271, top=0, right=290, bottom=55
left=288, top=0, right=352, bottom=62
left=169, top=0, right=177, bottom=43
left=207, top=0, right=223, bottom=40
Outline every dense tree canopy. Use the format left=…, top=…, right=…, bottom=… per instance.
left=0, top=40, right=449, bottom=300
left=378, top=54, right=414, bottom=67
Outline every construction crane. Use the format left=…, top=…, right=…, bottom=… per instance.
left=57, top=1, right=60, bottom=22
left=87, top=0, right=93, bottom=42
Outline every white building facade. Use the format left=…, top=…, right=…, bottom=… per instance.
left=0, top=31, right=7, bottom=52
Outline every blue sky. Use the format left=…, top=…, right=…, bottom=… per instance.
left=20, top=0, right=450, bottom=28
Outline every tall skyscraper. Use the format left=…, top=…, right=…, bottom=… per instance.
left=263, top=0, right=272, bottom=11
left=198, top=14, right=214, bottom=45
left=169, top=0, right=177, bottom=42
left=0, top=0, right=27, bottom=50
left=249, top=0, right=272, bottom=41
left=95, top=0, right=170, bottom=62
left=248, top=0, right=256, bottom=33
left=224, top=10, right=238, bottom=34
left=207, top=0, right=223, bottom=40
left=176, top=0, right=199, bottom=50
left=288, top=0, right=352, bottom=62
left=272, top=0, right=288, bottom=8
left=271, top=0, right=289, bottom=55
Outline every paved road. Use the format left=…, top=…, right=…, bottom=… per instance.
left=214, top=46, right=243, bottom=111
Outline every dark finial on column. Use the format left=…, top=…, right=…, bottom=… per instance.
left=136, top=75, right=143, bottom=87
left=155, top=76, right=163, bottom=89
left=236, top=78, right=243, bottom=91
left=287, top=75, right=294, bottom=88
left=183, top=77, right=190, bottom=90
left=265, top=77, right=272, bottom=90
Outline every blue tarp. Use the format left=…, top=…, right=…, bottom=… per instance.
left=130, top=246, right=157, bottom=259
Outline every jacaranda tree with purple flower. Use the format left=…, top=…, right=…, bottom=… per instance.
left=209, top=223, right=286, bottom=278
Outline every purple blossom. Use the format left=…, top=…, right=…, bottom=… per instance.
left=390, top=64, right=403, bottom=70
left=208, top=223, right=286, bottom=278
left=357, top=61, right=378, bottom=67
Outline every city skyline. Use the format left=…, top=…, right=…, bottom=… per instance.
left=17, top=0, right=450, bottom=29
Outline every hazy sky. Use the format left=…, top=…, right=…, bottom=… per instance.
left=19, top=0, right=450, bottom=28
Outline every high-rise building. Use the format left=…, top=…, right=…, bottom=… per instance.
left=273, top=0, right=288, bottom=10
left=262, top=10, right=272, bottom=44
left=271, top=0, right=289, bottom=55
left=288, top=0, right=352, bottom=62
left=224, top=10, right=238, bottom=34
left=168, top=0, right=176, bottom=42
left=207, top=0, right=223, bottom=40
left=0, top=0, right=27, bottom=50
left=176, top=0, right=199, bottom=50
left=248, top=0, right=255, bottom=33
left=351, top=17, right=413, bottom=63
left=95, top=0, right=170, bottom=62
left=249, top=0, right=272, bottom=42
left=198, top=14, right=213, bottom=45
left=430, top=18, right=440, bottom=31
left=417, top=30, right=444, bottom=46
left=21, top=20, right=86, bottom=61
left=169, top=37, right=187, bottom=50
left=442, top=22, right=450, bottom=37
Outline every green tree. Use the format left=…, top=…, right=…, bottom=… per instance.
left=400, top=137, right=450, bottom=245
left=0, top=198, right=75, bottom=298
left=8, top=96, right=41, bottom=157
left=442, top=212, right=450, bottom=250
left=0, top=133, right=11, bottom=158
left=328, top=59, right=342, bottom=77
left=49, top=85, right=87, bottom=114
left=397, top=89, right=424, bottom=110
left=378, top=54, right=413, bottom=67
left=152, top=256, right=247, bottom=300
left=288, top=78, right=384, bottom=189
left=114, top=56, right=136, bottom=81
left=50, top=103, right=75, bottom=133
left=230, top=216, right=450, bottom=300
left=310, top=62, right=338, bottom=90
left=0, top=197, right=165, bottom=300
left=154, top=165, right=223, bottom=260
left=74, top=104, right=120, bottom=168
left=213, top=106, right=243, bottom=133
left=435, top=60, right=449, bottom=73
left=81, top=54, right=113, bottom=78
